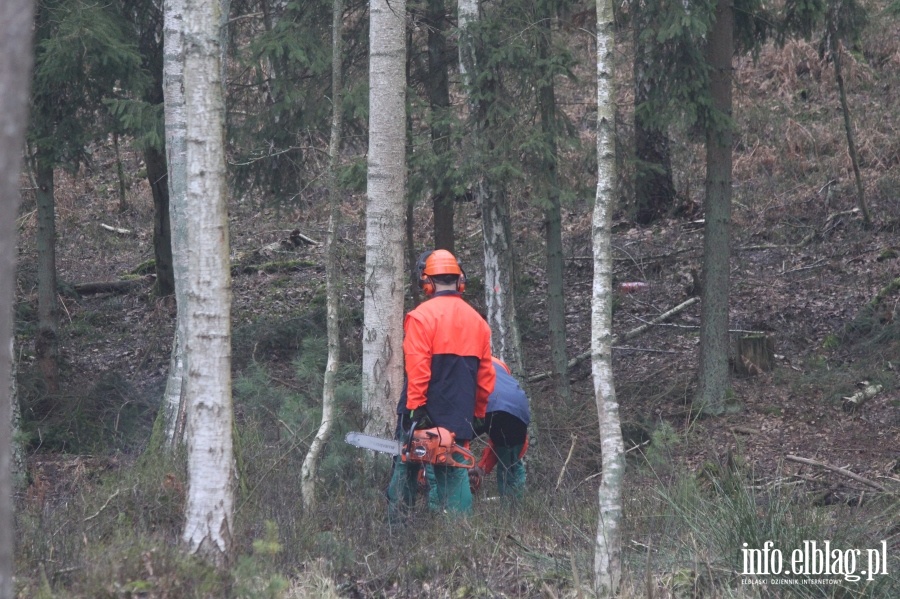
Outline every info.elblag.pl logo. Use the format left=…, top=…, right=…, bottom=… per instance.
left=741, top=540, right=890, bottom=584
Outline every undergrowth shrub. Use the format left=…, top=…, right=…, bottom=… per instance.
left=19, top=372, right=156, bottom=454
left=231, top=334, right=364, bottom=573
left=232, top=308, right=326, bottom=369
left=647, top=463, right=899, bottom=598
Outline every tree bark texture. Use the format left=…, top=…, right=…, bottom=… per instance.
left=425, top=0, right=455, bottom=252
left=160, top=0, right=189, bottom=451
left=8, top=343, right=25, bottom=493
left=180, top=0, right=234, bottom=567
left=34, top=154, right=59, bottom=394
left=145, top=145, right=175, bottom=296
left=593, top=0, right=624, bottom=593
left=301, top=0, right=344, bottom=509
left=113, top=132, right=128, bottom=212
left=697, top=0, right=734, bottom=415
left=0, top=1, right=35, bottom=594
left=537, top=0, right=568, bottom=399
left=458, top=0, right=525, bottom=375
left=632, top=5, right=675, bottom=225
left=364, top=0, right=407, bottom=439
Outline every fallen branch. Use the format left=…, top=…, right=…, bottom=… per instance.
left=100, top=223, right=131, bottom=235
left=778, top=259, right=828, bottom=276
left=785, top=454, right=888, bottom=493
left=83, top=489, right=120, bottom=522
left=294, top=230, right=320, bottom=246
left=526, top=297, right=699, bottom=383
left=555, top=434, right=578, bottom=491
left=73, top=278, right=148, bottom=295
left=730, top=426, right=760, bottom=436
left=842, top=383, right=883, bottom=413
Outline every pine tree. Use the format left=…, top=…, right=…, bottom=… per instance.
left=29, top=0, right=148, bottom=394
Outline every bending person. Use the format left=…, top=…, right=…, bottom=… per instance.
left=469, top=357, right=530, bottom=500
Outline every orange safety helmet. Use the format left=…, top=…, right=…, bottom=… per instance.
left=416, top=249, right=466, bottom=295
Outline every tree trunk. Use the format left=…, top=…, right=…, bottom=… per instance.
left=180, top=0, right=234, bottom=568
left=113, top=131, right=128, bottom=212
left=9, top=345, right=26, bottom=493
left=145, top=145, right=175, bottom=297
left=156, top=0, right=189, bottom=452
left=34, top=153, right=59, bottom=394
left=827, top=4, right=872, bottom=228
left=364, top=0, right=407, bottom=439
left=301, top=0, right=343, bottom=509
left=537, top=0, right=568, bottom=400
left=592, top=0, right=624, bottom=593
left=481, top=187, right=524, bottom=374
left=696, top=0, right=734, bottom=415
left=458, top=0, right=524, bottom=375
left=632, top=7, right=675, bottom=225
left=425, top=0, right=454, bottom=252
left=0, top=2, right=35, bottom=593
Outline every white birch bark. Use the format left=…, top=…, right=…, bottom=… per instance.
left=593, top=0, right=624, bottom=593
left=301, top=0, right=343, bottom=508
left=0, top=0, right=35, bottom=593
left=180, top=0, right=234, bottom=567
left=162, top=0, right=189, bottom=449
left=363, top=0, right=407, bottom=439
left=457, top=0, right=524, bottom=374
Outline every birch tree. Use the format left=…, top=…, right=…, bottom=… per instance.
left=159, top=0, right=189, bottom=450
left=180, top=0, right=234, bottom=566
left=593, top=0, right=624, bottom=591
left=363, top=0, right=407, bottom=438
left=300, top=0, right=343, bottom=508
left=0, top=1, right=35, bottom=593
left=457, top=0, right=525, bottom=375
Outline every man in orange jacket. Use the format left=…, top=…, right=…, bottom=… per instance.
left=387, top=249, right=495, bottom=519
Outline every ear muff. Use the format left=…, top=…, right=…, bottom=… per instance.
left=456, top=267, right=466, bottom=293
left=416, top=251, right=435, bottom=295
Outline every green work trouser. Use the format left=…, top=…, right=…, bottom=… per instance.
left=492, top=444, right=526, bottom=500
left=425, top=443, right=526, bottom=505
left=387, top=456, right=472, bottom=520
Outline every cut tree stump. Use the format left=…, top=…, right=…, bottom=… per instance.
left=734, top=334, right=774, bottom=375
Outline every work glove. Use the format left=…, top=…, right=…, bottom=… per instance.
left=408, top=407, right=433, bottom=429
left=468, top=465, right=484, bottom=493
left=472, top=417, right=487, bottom=436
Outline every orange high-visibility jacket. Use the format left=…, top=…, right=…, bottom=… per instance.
left=401, top=291, right=495, bottom=440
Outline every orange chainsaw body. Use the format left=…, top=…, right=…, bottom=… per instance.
left=403, top=426, right=475, bottom=469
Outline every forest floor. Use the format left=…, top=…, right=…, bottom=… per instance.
left=13, top=18, right=900, bottom=599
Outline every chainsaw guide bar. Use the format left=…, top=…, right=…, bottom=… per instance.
left=344, top=432, right=401, bottom=456
left=345, top=428, right=475, bottom=469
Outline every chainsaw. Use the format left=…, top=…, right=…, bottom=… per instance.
left=345, top=421, right=475, bottom=469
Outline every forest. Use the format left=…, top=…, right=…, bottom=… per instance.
left=0, top=0, right=898, bottom=596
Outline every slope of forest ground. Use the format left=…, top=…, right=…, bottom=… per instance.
left=12, top=12, right=900, bottom=599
